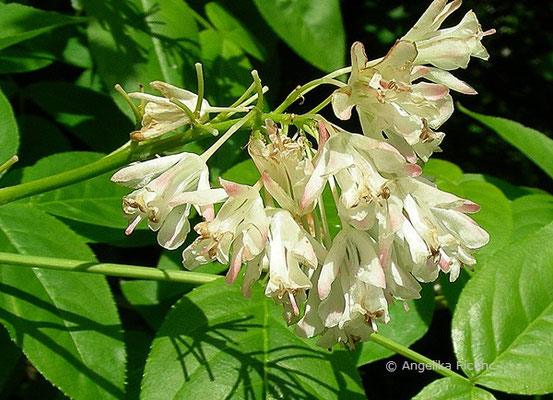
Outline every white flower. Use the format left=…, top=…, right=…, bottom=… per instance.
left=264, top=209, right=321, bottom=322
left=248, top=121, right=314, bottom=216
left=128, top=81, right=211, bottom=141
left=402, top=0, right=495, bottom=70
left=297, top=228, right=389, bottom=350
left=301, top=128, right=421, bottom=230
left=332, top=41, right=454, bottom=161
left=377, top=176, right=489, bottom=283
left=181, top=179, right=269, bottom=288
left=111, top=153, right=221, bottom=250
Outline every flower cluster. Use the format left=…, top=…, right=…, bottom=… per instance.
left=112, top=0, right=492, bottom=350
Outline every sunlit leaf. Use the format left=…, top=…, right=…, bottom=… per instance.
left=252, top=0, right=345, bottom=72
left=452, top=222, right=553, bottom=394
left=0, top=88, right=19, bottom=179
left=414, top=377, right=496, bottom=400
left=460, top=104, right=553, bottom=180
left=0, top=3, right=83, bottom=50
left=0, top=204, right=126, bottom=400
left=141, top=279, right=366, bottom=399
left=205, top=2, right=266, bottom=61
left=85, top=0, right=200, bottom=116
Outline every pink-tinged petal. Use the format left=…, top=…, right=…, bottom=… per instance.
left=318, top=235, right=346, bottom=299
left=219, top=178, right=249, bottom=197
left=265, top=119, right=278, bottom=135
left=201, top=204, right=215, bottom=221
left=301, top=161, right=327, bottom=211
left=378, top=243, right=391, bottom=269
left=454, top=201, right=480, bottom=213
left=289, top=292, right=300, bottom=316
left=318, top=121, right=330, bottom=147
left=169, top=188, right=227, bottom=208
left=125, top=215, right=143, bottom=235
left=111, top=154, right=183, bottom=189
left=432, top=208, right=490, bottom=248
left=404, top=163, right=422, bottom=177
left=439, top=255, right=451, bottom=272
left=261, top=171, right=298, bottom=214
left=411, top=65, right=431, bottom=80
left=226, top=247, right=244, bottom=284
left=427, top=68, right=477, bottom=95
left=413, top=82, right=449, bottom=101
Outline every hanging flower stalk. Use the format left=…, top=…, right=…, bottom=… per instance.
left=112, top=0, right=493, bottom=350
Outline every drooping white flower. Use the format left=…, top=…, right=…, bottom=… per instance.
left=181, top=179, right=269, bottom=289
left=402, top=0, right=495, bottom=70
left=376, top=176, right=489, bottom=283
left=128, top=81, right=211, bottom=141
left=297, top=228, right=389, bottom=350
left=248, top=121, right=314, bottom=216
left=264, top=209, right=322, bottom=322
left=111, top=153, right=222, bottom=250
left=332, top=41, right=454, bottom=162
left=301, top=127, right=421, bottom=230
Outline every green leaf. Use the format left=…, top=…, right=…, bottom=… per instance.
left=414, top=378, right=496, bottom=400
left=85, top=0, right=200, bottom=116
left=452, top=222, right=553, bottom=395
left=510, top=194, right=553, bottom=242
left=423, top=159, right=464, bottom=186
left=460, top=104, right=553, bottom=180
left=352, top=284, right=434, bottom=366
left=199, top=29, right=253, bottom=105
left=252, top=0, right=345, bottom=72
left=17, top=115, right=71, bottom=167
left=125, top=330, right=153, bottom=400
left=0, top=87, right=19, bottom=178
left=220, top=158, right=259, bottom=185
left=0, top=45, right=55, bottom=73
left=0, top=3, right=83, bottom=50
left=121, top=251, right=227, bottom=330
left=322, top=186, right=342, bottom=239
left=0, top=204, right=126, bottom=400
left=205, top=2, right=266, bottom=61
left=19, top=152, right=133, bottom=229
left=24, top=82, right=132, bottom=152
left=120, top=279, right=186, bottom=330
left=141, top=279, right=366, bottom=399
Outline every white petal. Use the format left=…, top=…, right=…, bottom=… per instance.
left=111, top=154, right=184, bottom=189
left=157, top=205, right=191, bottom=250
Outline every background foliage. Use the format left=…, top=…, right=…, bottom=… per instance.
left=0, top=0, right=552, bottom=399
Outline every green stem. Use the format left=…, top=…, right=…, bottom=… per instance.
left=274, top=67, right=351, bottom=113
left=370, top=333, right=469, bottom=381
left=114, top=84, right=142, bottom=127
left=0, top=118, right=241, bottom=205
left=210, top=82, right=256, bottom=124
left=307, top=94, right=333, bottom=115
left=251, top=70, right=264, bottom=111
left=0, top=252, right=221, bottom=285
left=189, top=8, right=214, bottom=31
left=0, top=155, right=19, bottom=175
left=201, top=112, right=256, bottom=161
left=194, top=63, right=205, bottom=114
